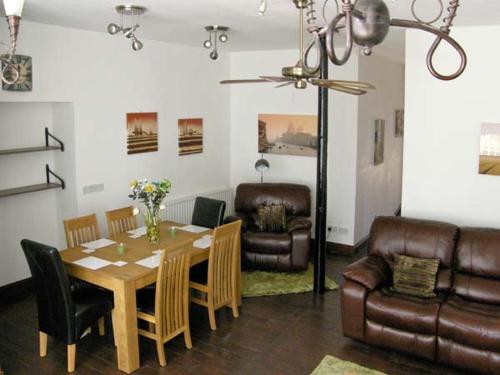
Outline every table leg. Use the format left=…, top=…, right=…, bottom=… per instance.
left=112, top=279, right=139, bottom=373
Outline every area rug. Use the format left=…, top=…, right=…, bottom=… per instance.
left=310, top=355, right=386, bottom=375
left=242, top=265, right=338, bottom=297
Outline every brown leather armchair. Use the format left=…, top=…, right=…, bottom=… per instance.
left=225, top=183, right=312, bottom=271
left=341, top=216, right=500, bottom=374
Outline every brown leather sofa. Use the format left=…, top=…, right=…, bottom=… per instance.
left=225, top=183, right=312, bottom=271
left=341, top=216, right=500, bottom=374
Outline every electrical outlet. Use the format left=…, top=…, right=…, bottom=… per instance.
left=83, top=183, right=104, bottom=194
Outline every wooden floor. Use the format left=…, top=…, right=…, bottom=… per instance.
left=0, top=252, right=466, bottom=375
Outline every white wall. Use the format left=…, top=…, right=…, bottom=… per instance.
left=0, top=22, right=231, bottom=286
left=229, top=49, right=359, bottom=245
left=355, top=54, right=405, bottom=243
left=402, top=26, right=500, bottom=227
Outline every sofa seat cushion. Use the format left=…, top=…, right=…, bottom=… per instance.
left=366, top=290, right=441, bottom=335
left=242, top=232, right=291, bottom=255
left=438, top=295, right=500, bottom=352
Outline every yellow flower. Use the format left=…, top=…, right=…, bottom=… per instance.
left=130, top=179, right=138, bottom=188
left=144, top=184, right=154, bottom=193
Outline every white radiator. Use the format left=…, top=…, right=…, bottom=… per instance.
left=160, top=188, right=234, bottom=225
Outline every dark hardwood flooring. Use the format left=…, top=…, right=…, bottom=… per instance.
left=0, top=252, right=466, bottom=375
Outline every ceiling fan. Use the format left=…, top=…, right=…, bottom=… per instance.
left=220, top=0, right=375, bottom=95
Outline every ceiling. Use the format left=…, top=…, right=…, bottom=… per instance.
left=3, top=0, right=500, bottom=59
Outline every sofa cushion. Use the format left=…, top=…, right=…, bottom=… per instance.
left=242, top=232, right=291, bottom=255
left=439, top=296, right=500, bottom=353
left=391, top=255, right=440, bottom=298
left=366, top=289, right=441, bottom=335
left=456, top=227, right=500, bottom=278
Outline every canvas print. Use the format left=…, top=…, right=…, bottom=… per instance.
left=178, top=118, right=203, bottom=156
left=374, top=119, right=385, bottom=165
left=126, top=112, right=158, bottom=155
left=395, top=109, right=404, bottom=137
left=478, top=123, right=500, bottom=175
left=258, top=114, right=318, bottom=157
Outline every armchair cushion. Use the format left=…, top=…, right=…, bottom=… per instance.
left=287, top=216, right=312, bottom=233
left=242, top=232, right=291, bottom=255
left=343, top=255, right=391, bottom=291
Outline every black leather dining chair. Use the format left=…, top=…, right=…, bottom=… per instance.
left=21, top=239, right=113, bottom=373
left=191, top=197, right=226, bottom=229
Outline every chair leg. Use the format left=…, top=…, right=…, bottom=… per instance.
left=231, top=300, right=239, bottom=318
left=208, top=302, right=217, bottom=331
left=111, top=309, right=118, bottom=347
left=156, top=340, right=167, bottom=367
left=184, top=327, right=192, bottom=349
left=39, top=331, right=48, bottom=357
left=67, top=344, right=76, bottom=373
left=98, top=317, right=105, bottom=336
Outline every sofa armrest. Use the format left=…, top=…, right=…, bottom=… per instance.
left=342, top=255, right=391, bottom=291
left=224, top=213, right=251, bottom=231
left=287, top=217, right=312, bottom=233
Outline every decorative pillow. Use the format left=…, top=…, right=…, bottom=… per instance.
left=256, top=204, right=287, bottom=232
left=391, top=255, right=440, bottom=298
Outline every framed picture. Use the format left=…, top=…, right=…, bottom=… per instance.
left=478, top=123, right=500, bottom=176
left=126, top=112, right=158, bottom=155
left=1, top=54, right=32, bottom=91
left=258, top=114, right=318, bottom=157
left=395, top=109, right=404, bottom=137
left=374, top=119, right=385, bottom=165
left=178, top=118, right=203, bottom=156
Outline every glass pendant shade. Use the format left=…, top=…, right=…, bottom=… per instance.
left=3, top=0, right=25, bottom=17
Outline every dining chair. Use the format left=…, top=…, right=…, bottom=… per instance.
left=105, top=206, right=138, bottom=236
left=189, top=220, right=242, bottom=330
left=21, top=239, right=113, bottom=373
left=191, top=196, right=226, bottom=229
left=63, top=214, right=101, bottom=248
left=136, top=240, right=193, bottom=366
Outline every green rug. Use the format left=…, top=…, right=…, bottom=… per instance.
left=242, top=265, right=338, bottom=297
left=311, top=355, right=386, bottom=375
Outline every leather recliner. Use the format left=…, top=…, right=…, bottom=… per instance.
left=341, top=216, right=500, bottom=374
left=225, top=183, right=312, bottom=271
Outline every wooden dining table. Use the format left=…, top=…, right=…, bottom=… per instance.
left=60, top=221, right=233, bottom=374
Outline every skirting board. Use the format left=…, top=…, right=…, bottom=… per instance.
left=326, top=236, right=369, bottom=256
left=0, top=277, right=33, bottom=303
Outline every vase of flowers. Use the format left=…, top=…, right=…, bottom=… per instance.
left=129, top=179, right=171, bottom=244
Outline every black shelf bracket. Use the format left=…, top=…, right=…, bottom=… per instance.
left=46, top=164, right=66, bottom=189
left=45, top=127, right=65, bottom=151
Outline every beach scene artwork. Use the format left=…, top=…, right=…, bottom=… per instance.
left=126, top=112, right=158, bottom=155
left=479, top=123, right=500, bottom=176
left=258, top=114, right=318, bottom=157
left=178, top=118, right=203, bottom=156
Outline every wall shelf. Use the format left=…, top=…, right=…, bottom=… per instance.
left=0, top=165, right=66, bottom=198
left=0, top=127, right=64, bottom=156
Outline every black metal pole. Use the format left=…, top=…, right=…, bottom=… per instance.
left=313, top=36, right=328, bottom=294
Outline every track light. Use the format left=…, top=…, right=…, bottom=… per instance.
left=219, top=33, right=228, bottom=43
left=107, top=5, right=146, bottom=51
left=203, top=39, right=212, bottom=49
left=209, top=50, right=219, bottom=60
left=203, top=25, right=229, bottom=61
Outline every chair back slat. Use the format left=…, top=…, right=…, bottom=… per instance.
left=105, top=206, right=138, bottom=237
left=208, top=221, right=242, bottom=307
left=155, top=241, right=192, bottom=338
left=63, top=214, right=101, bottom=248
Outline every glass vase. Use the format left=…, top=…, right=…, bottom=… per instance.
left=144, top=210, right=161, bottom=244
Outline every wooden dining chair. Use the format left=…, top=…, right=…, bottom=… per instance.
left=105, top=206, right=138, bottom=237
left=136, top=241, right=193, bottom=366
left=189, top=220, right=242, bottom=330
left=63, top=214, right=101, bottom=248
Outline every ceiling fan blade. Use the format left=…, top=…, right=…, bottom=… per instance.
left=259, top=76, right=294, bottom=83
left=220, top=79, right=270, bottom=84
left=328, top=85, right=367, bottom=95
left=311, top=79, right=375, bottom=90
left=275, top=81, right=295, bottom=89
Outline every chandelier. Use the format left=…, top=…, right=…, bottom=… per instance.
left=107, top=5, right=146, bottom=51
left=1, top=0, right=25, bottom=85
left=203, top=26, right=229, bottom=60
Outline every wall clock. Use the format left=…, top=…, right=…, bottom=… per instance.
left=1, top=55, right=32, bottom=92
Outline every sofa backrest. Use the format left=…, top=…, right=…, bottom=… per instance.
left=454, top=227, right=500, bottom=305
left=368, top=216, right=459, bottom=293
left=234, top=183, right=311, bottom=217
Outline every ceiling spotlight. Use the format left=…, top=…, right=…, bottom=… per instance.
left=258, top=0, right=267, bottom=15
left=107, top=23, right=121, bottom=35
left=203, top=25, right=229, bottom=61
left=107, top=4, right=146, bottom=51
